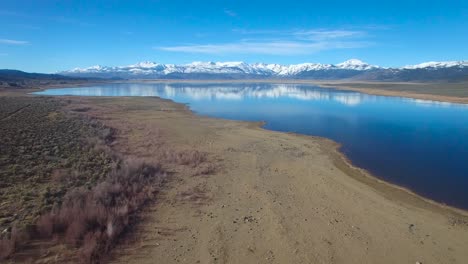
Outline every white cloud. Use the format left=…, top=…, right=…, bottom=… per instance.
left=293, top=29, right=365, bottom=41
left=157, top=27, right=373, bottom=55
left=224, top=9, right=237, bottom=17
left=158, top=40, right=371, bottom=55
left=1, top=10, right=93, bottom=27
left=0, top=39, right=29, bottom=45
left=233, top=28, right=364, bottom=39
left=232, top=29, right=283, bottom=35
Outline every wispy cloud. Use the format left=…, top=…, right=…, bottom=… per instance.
left=156, top=27, right=373, bottom=55
left=224, top=9, right=237, bottom=17
left=9, top=23, right=41, bottom=30
left=159, top=40, right=370, bottom=55
left=232, top=29, right=283, bottom=35
left=51, top=16, right=94, bottom=27
left=0, top=39, right=29, bottom=45
left=293, top=29, right=365, bottom=41
left=0, top=10, right=93, bottom=27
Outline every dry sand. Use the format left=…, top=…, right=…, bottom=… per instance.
left=62, top=96, right=468, bottom=264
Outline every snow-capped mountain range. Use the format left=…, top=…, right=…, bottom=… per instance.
left=60, top=59, right=468, bottom=81
left=402, top=61, right=468, bottom=69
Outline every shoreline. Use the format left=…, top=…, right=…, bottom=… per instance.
left=317, top=82, right=468, bottom=105
left=314, top=136, right=468, bottom=216
left=4, top=89, right=468, bottom=263
left=125, top=79, right=468, bottom=105
left=8, top=78, right=466, bottom=104
left=250, top=124, right=468, bottom=217
left=21, top=81, right=468, bottom=214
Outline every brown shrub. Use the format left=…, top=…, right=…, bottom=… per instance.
left=193, top=163, right=217, bottom=176
left=164, top=149, right=207, bottom=167
left=36, top=214, right=54, bottom=238
left=35, top=160, right=165, bottom=263
left=71, top=107, right=91, bottom=112
left=0, top=239, right=15, bottom=260
left=100, top=127, right=116, bottom=144
left=0, top=226, right=19, bottom=260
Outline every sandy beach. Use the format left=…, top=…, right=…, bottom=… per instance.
left=54, top=95, right=468, bottom=264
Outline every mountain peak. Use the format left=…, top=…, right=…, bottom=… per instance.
left=129, top=61, right=159, bottom=68
left=336, top=59, right=378, bottom=70
left=339, top=59, right=366, bottom=65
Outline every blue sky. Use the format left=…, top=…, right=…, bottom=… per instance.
left=1, top=0, right=467, bottom=73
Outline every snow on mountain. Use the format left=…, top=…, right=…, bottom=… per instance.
left=61, top=59, right=468, bottom=79
left=182, top=61, right=271, bottom=74
left=402, top=61, right=468, bottom=69
left=62, top=59, right=377, bottom=76
left=127, top=61, right=161, bottom=68
left=274, top=63, right=333, bottom=75
left=69, top=65, right=111, bottom=73
left=336, top=59, right=380, bottom=70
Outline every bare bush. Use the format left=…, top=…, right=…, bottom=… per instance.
left=193, top=163, right=217, bottom=176
left=71, top=107, right=91, bottom=113
left=164, top=149, right=207, bottom=167
left=100, top=127, right=116, bottom=144
left=0, top=239, right=15, bottom=260
left=0, top=227, right=19, bottom=260
left=35, top=161, right=165, bottom=263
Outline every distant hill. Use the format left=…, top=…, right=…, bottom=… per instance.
left=0, top=69, right=83, bottom=81
left=0, top=69, right=100, bottom=89
left=59, top=59, right=468, bottom=82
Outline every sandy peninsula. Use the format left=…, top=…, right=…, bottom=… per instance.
left=53, top=95, right=468, bottom=264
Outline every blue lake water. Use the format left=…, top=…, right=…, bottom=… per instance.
left=34, top=83, right=468, bottom=209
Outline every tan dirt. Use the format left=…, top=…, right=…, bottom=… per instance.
left=60, top=96, right=468, bottom=264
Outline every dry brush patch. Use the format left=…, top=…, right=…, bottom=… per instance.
left=0, top=157, right=167, bottom=263
left=0, top=226, right=19, bottom=259
left=0, top=97, right=115, bottom=234
left=162, top=149, right=207, bottom=167
left=0, top=97, right=218, bottom=262
left=35, top=160, right=166, bottom=263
